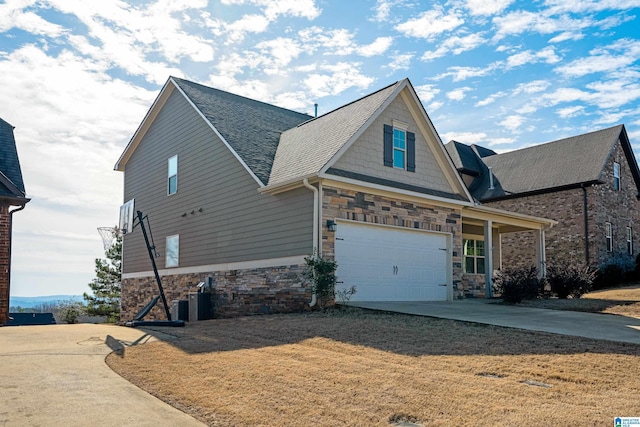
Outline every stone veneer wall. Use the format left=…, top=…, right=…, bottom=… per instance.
left=320, top=186, right=472, bottom=297
left=121, top=264, right=311, bottom=321
left=487, top=139, right=640, bottom=269
left=0, top=205, right=9, bottom=325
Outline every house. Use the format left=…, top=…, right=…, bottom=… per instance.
left=115, top=77, right=555, bottom=320
left=445, top=125, right=640, bottom=272
left=0, top=118, right=30, bottom=326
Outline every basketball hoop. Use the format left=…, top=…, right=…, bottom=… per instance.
left=98, top=226, right=120, bottom=251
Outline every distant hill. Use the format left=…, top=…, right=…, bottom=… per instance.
left=10, top=295, right=84, bottom=310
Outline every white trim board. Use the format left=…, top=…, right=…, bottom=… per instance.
left=122, top=255, right=307, bottom=279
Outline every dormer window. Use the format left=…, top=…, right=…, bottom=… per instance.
left=383, top=123, right=416, bottom=172
left=613, top=162, right=620, bottom=190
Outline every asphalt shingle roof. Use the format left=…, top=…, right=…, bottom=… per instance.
left=0, top=117, right=26, bottom=199
left=269, top=80, right=402, bottom=187
left=172, top=78, right=313, bottom=185
left=447, top=125, right=635, bottom=201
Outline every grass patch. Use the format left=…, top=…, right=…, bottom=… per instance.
left=107, top=308, right=640, bottom=426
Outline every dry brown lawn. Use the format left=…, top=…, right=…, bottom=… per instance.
left=519, top=283, right=640, bottom=318
left=107, top=306, right=640, bottom=427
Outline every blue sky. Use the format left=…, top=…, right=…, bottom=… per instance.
left=1, top=0, right=640, bottom=296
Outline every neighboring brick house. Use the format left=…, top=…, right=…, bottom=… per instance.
left=445, top=125, right=640, bottom=274
left=115, top=77, right=554, bottom=320
left=0, top=118, right=29, bottom=326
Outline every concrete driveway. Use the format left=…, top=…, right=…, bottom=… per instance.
left=348, top=299, right=640, bottom=345
left=0, top=324, right=206, bottom=427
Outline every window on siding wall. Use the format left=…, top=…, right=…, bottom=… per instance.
left=627, top=227, right=633, bottom=255
left=166, top=235, right=179, bottom=267
left=168, top=155, right=178, bottom=195
left=605, top=222, right=612, bottom=252
left=383, top=124, right=416, bottom=172
left=613, top=162, right=620, bottom=190
left=463, top=239, right=485, bottom=274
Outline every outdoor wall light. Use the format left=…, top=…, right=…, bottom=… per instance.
left=326, top=220, right=337, bottom=232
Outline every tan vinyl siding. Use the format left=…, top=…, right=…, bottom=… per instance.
left=122, top=90, right=314, bottom=274
left=333, top=94, right=453, bottom=193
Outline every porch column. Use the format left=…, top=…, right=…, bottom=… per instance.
left=483, top=220, right=494, bottom=298
left=535, top=228, right=547, bottom=278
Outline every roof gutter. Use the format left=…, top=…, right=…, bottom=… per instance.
left=4, top=202, right=27, bottom=324
left=302, top=178, right=319, bottom=307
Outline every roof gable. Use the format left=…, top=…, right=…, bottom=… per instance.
left=449, top=125, right=640, bottom=201
left=115, top=77, right=312, bottom=185
left=0, top=117, right=27, bottom=200
left=268, top=80, right=402, bottom=188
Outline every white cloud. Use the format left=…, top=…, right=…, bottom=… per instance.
left=0, top=0, right=66, bottom=36
left=506, top=46, right=560, bottom=68
left=304, top=62, right=374, bottom=97
left=475, top=91, right=507, bottom=106
left=221, top=0, right=321, bottom=20
left=549, top=31, right=584, bottom=43
left=487, top=137, right=515, bottom=146
left=465, top=0, right=514, bottom=16
left=428, top=101, right=444, bottom=111
left=371, top=0, right=404, bottom=22
left=555, top=39, right=640, bottom=77
left=414, top=84, right=440, bottom=103
left=386, top=52, right=413, bottom=71
left=556, top=105, right=585, bottom=118
left=436, top=64, right=500, bottom=81
left=442, top=131, right=487, bottom=143
left=422, top=33, right=486, bottom=61
left=358, top=36, right=393, bottom=56
left=396, top=7, right=463, bottom=39
left=499, top=115, right=525, bottom=132
left=543, top=0, right=640, bottom=14
left=492, top=10, right=589, bottom=40
left=446, top=87, right=472, bottom=101
left=513, top=80, right=551, bottom=94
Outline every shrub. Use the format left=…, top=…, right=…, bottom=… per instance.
left=546, top=263, right=596, bottom=299
left=594, top=256, right=636, bottom=289
left=55, top=300, right=85, bottom=324
left=493, top=266, right=544, bottom=303
left=302, top=254, right=338, bottom=309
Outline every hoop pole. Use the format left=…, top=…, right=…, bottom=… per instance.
left=136, top=210, right=172, bottom=321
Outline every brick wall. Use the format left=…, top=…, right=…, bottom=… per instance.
left=320, top=186, right=470, bottom=297
left=121, top=264, right=311, bottom=321
left=487, top=139, right=640, bottom=269
left=0, top=204, right=10, bottom=325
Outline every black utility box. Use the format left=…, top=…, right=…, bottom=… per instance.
left=188, top=292, right=211, bottom=321
left=171, top=300, right=189, bottom=321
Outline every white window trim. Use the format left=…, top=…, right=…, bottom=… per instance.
left=392, top=128, right=406, bottom=170
left=166, top=234, right=179, bottom=267
left=627, top=226, right=633, bottom=255
left=168, top=155, right=178, bottom=195
left=605, top=222, right=612, bottom=252
left=463, top=237, right=485, bottom=275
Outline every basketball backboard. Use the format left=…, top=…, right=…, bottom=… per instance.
left=119, top=199, right=135, bottom=234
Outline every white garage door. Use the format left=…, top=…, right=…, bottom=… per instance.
left=334, top=221, right=449, bottom=302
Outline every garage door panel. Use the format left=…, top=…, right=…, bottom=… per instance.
left=335, top=221, right=449, bottom=302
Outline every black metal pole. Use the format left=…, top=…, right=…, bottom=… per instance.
left=136, top=210, right=172, bottom=321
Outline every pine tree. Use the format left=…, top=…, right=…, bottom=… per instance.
left=84, top=230, right=122, bottom=322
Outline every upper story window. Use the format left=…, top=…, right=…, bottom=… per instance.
left=463, top=238, right=485, bottom=274
left=383, top=123, right=416, bottom=172
left=166, top=234, right=179, bottom=267
left=605, top=222, right=612, bottom=252
left=393, top=128, right=406, bottom=169
left=613, top=162, right=620, bottom=190
left=627, top=227, right=633, bottom=255
left=168, top=155, right=178, bottom=195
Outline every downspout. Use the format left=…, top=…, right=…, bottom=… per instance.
left=582, top=186, right=590, bottom=264
left=302, top=178, right=318, bottom=307
left=6, top=203, right=27, bottom=321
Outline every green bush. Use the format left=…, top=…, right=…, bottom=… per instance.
left=594, top=256, right=635, bottom=289
left=493, top=266, right=544, bottom=303
left=547, top=263, right=596, bottom=299
left=303, top=254, right=338, bottom=309
left=55, top=300, right=85, bottom=324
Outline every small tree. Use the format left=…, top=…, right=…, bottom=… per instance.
left=84, top=230, right=122, bottom=322
left=303, top=254, right=337, bottom=309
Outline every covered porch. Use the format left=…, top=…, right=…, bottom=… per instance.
left=459, top=205, right=557, bottom=298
